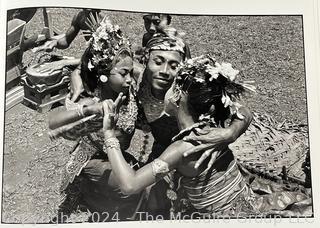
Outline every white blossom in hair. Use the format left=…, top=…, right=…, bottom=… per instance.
left=176, top=55, right=256, bottom=120
left=219, top=62, right=239, bottom=82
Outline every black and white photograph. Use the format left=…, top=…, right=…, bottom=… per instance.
left=0, top=0, right=319, bottom=225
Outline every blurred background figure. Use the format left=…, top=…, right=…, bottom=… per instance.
left=34, top=9, right=102, bottom=52
left=7, top=8, right=52, bottom=52
left=142, top=13, right=191, bottom=59
left=31, top=9, right=104, bottom=102
left=142, top=13, right=172, bottom=47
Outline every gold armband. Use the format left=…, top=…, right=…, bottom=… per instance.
left=103, top=137, right=121, bottom=153
left=151, top=159, right=170, bottom=179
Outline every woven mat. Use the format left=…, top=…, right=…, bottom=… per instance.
left=230, top=112, right=310, bottom=186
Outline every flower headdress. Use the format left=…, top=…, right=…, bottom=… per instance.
left=82, top=13, right=131, bottom=75
left=173, top=55, right=256, bottom=119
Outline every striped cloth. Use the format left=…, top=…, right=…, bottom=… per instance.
left=181, top=149, right=252, bottom=214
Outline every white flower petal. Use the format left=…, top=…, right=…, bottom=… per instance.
left=221, top=94, right=226, bottom=104
left=88, top=60, right=94, bottom=70
left=220, top=62, right=239, bottom=81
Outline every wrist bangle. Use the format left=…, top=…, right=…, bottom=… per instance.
left=103, top=137, right=121, bottom=153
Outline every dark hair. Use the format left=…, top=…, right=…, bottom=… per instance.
left=176, top=62, right=231, bottom=125
left=186, top=77, right=230, bottom=126
left=80, top=46, right=96, bottom=92
left=166, top=15, right=172, bottom=25
left=80, top=44, right=132, bottom=92
left=143, top=14, right=171, bottom=25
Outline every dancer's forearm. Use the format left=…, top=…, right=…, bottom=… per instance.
left=103, top=132, right=140, bottom=194
left=104, top=130, right=185, bottom=195
left=226, top=105, right=252, bottom=143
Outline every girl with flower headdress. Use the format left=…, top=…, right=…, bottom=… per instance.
left=48, top=17, right=145, bottom=221
left=100, top=55, right=311, bottom=218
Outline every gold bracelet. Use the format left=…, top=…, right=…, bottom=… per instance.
left=103, top=137, right=121, bottom=153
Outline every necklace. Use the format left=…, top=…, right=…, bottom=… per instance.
left=138, top=79, right=165, bottom=123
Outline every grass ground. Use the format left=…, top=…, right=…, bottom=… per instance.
left=2, top=8, right=308, bottom=223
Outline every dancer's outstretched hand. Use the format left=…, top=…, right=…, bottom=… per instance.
left=102, top=93, right=126, bottom=132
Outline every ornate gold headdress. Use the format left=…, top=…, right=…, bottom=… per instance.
left=82, top=13, right=131, bottom=72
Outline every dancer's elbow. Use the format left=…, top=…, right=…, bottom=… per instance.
left=119, top=183, right=142, bottom=195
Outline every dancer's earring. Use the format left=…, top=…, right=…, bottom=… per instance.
left=100, top=75, right=108, bottom=83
